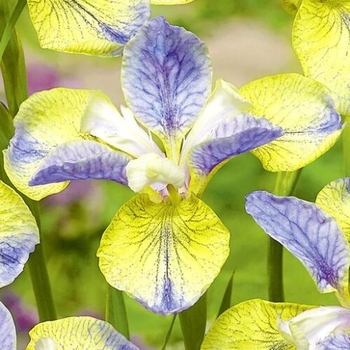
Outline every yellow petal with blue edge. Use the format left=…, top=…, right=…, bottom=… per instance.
left=201, top=299, right=313, bottom=350
left=98, top=194, right=229, bottom=315
left=27, top=0, right=150, bottom=56
left=0, top=180, right=39, bottom=287
left=4, top=88, right=122, bottom=200
left=293, top=0, right=350, bottom=115
left=316, top=177, right=350, bottom=244
left=240, top=73, right=343, bottom=172
left=25, top=316, right=139, bottom=350
left=0, top=302, right=16, bottom=350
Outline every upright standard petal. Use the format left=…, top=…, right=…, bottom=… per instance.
left=201, top=299, right=312, bottom=350
left=26, top=317, right=139, bottom=350
left=122, top=17, right=212, bottom=154
left=246, top=191, right=350, bottom=293
left=98, top=194, right=229, bottom=315
left=27, top=0, right=150, bottom=56
left=4, top=88, right=121, bottom=200
left=316, top=178, right=350, bottom=244
left=188, top=114, right=282, bottom=195
left=293, top=1, right=350, bottom=115
left=240, top=74, right=343, bottom=172
left=0, top=181, right=39, bottom=287
left=0, top=302, right=16, bottom=350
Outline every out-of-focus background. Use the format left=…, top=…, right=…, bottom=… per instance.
left=1, top=1, right=344, bottom=348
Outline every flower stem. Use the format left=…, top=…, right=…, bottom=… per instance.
left=342, top=123, right=350, bottom=176
left=105, top=285, right=130, bottom=339
left=268, top=170, right=301, bottom=302
left=26, top=200, right=57, bottom=321
left=179, top=293, right=206, bottom=350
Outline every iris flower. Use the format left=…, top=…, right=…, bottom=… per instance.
left=0, top=180, right=39, bottom=349
left=26, top=0, right=195, bottom=56
left=202, top=177, right=350, bottom=349
left=4, top=17, right=282, bottom=314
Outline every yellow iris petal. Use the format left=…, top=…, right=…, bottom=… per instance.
left=293, top=0, right=350, bottom=115
left=98, top=194, right=229, bottom=314
left=316, top=179, right=350, bottom=244
left=26, top=317, right=136, bottom=349
left=201, top=299, right=314, bottom=350
left=27, top=0, right=149, bottom=56
left=240, top=73, right=343, bottom=172
left=4, top=89, right=113, bottom=200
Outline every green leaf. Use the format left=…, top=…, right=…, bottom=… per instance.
left=105, top=285, right=129, bottom=340
left=217, top=272, right=234, bottom=317
left=179, top=293, right=206, bottom=350
left=0, top=0, right=27, bottom=62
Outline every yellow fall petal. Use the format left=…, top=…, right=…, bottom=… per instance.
left=0, top=180, right=39, bottom=287
left=26, top=317, right=137, bottom=349
left=4, top=89, right=114, bottom=200
left=201, top=299, right=314, bottom=350
left=27, top=0, right=150, bottom=56
left=293, top=0, right=350, bottom=115
left=240, top=73, right=343, bottom=172
left=316, top=178, right=350, bottom=244
left=98, top=194, right=229, bottom=314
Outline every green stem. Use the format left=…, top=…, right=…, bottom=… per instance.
left=26, top=200, right=57, bottom=321
left=342, top=122, right=350, bottom=176
left=161, top=315, right=177, bottom=350
left=105, top=285, right=129, bottom=339
left=268, top=170, right=302, bottom=302
left=179, top=293, right=206, bottom=350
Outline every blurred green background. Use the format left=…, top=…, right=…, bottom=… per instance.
left=2, top=0, right=346, bottom=348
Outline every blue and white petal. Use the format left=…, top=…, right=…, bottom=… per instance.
left=30, top=140, right=131, bottom=187
left=122, top=17, right=212, bottom=154
left=188, top=116, right=282, bottom=195
left=81, top=103, right=162, bottom=158
left=0, top=302, right=16, bottom=350
left=0, top=181, right=39, bottom=287
left=245, top=191, right=350, bottom=293
left=279, top=306, right=350, bottom=349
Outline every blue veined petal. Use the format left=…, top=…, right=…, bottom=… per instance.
left=0, top=181, right=39, bottom=288
left=30, top=140, right=131, bottom=186
left=188, top=115, right=282, bottom=195
left=245, top=191, right=350, bottom=293
left=4, top=88, right=119, bottom=200
left=27, top=0, right=150, bottom=56
left=0, top=303, right=16, bottom=350
left=98, top=194, right=229, bottom=315
left=122, top=17, right=212, bottom=150
left=317, top=333, right=350, bottom=349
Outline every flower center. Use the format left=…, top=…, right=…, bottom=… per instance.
left=126, top=153, right=185, bottom=193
